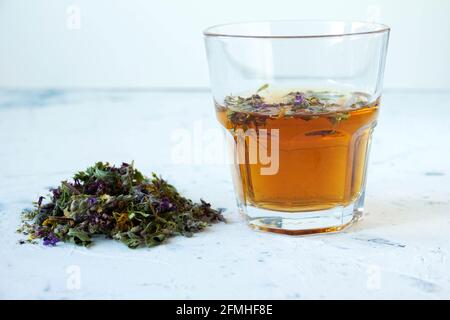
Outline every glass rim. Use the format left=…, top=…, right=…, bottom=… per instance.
left=203, top=20, right=390, bottom=39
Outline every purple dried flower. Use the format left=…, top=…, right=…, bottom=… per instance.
left=87, top=197, right=97, bottom=207
left=252, top=102, right=261, bottom=109
left=294, top=93, right=305, bottom=106
left=86, top=180, right=105, bottom=195
left=34, top=227, right=48, bottom=238
left=43, top=233, right=59, bottom=246
left=254, top=102, right=270, bottom=109
left=159, top=198, right=174, bottom=212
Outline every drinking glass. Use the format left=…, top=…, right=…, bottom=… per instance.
left=204, top=21, right=390, bottom=235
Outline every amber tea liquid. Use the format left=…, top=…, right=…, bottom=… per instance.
left=216, top=89, right=379, bottom=232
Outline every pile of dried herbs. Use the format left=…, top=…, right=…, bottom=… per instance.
left=19, top=162, right=225, bottom=248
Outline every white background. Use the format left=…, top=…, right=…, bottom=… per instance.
left=2, top=0, right=450, bottom=300
left=0, top=0, right=449, bottom=90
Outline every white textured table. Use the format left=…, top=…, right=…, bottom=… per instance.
left=0, top=89, right=449, bottom=299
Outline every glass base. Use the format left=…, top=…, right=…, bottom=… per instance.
left=242, top=195, right=365, bottom=236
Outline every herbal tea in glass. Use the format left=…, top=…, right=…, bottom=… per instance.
left=216, top=86, right=379, bottom=233
left=204, top=21, right=390, bottom=235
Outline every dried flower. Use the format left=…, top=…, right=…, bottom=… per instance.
left=294, top=93, right=305, bottom=106
left=43, top=233, right=59, bottom=246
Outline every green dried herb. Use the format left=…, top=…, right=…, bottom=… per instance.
left=256, top=83, right=270, bottom=93
left=18, top=162, right=225, bottom=248
left=327, top=112, right=350, bottom=126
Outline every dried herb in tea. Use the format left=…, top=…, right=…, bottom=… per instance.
left=19, top=162, right=225, bottom=248
left=218, top=86, right=377, bottom=131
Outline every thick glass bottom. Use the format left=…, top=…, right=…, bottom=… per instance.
left=242, top=193, right=365, bottom=236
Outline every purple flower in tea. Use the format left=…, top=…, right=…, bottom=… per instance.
left=294, top=93, right=305, bottom=106
left=256, top=103, right=269, bottom=110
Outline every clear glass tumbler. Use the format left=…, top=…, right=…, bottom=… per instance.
left=204, top=21, right=390, bottom=235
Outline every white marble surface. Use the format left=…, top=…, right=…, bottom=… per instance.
left=0, top=89, right=449, bottom=299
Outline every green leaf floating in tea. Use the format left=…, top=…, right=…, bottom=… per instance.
left=18, top=162, right=225, bottom=248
